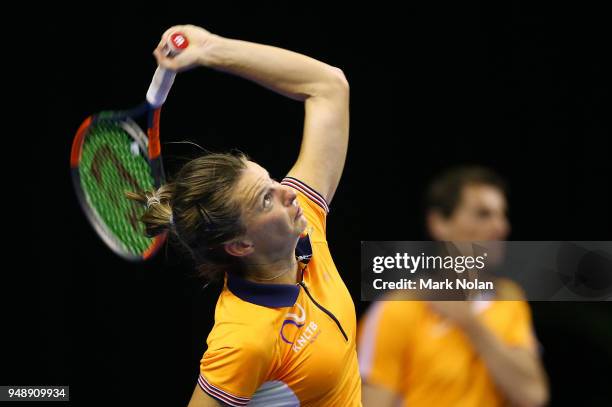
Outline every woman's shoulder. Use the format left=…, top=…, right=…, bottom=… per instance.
left=206, top=313, right=281, bottom=360
left=209, top=290, right=287, bottom=345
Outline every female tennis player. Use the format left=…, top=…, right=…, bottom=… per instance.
left=129, top=25, right=360, bottom=406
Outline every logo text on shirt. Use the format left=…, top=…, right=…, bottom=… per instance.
left=280, top=304, right=321, bottom=352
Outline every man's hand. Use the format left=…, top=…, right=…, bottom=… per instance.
left=427, top=301, right=477, bottom=328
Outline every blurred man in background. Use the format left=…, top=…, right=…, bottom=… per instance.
left=358, top=166, right=549, bottom=407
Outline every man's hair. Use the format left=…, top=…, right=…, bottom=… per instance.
left=425, top=166, right=507, bottom=218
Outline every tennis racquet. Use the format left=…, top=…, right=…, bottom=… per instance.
left=70, top=32, right=189, bottom=261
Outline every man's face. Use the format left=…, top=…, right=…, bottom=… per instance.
left=430, top=184, right=510, bottom=241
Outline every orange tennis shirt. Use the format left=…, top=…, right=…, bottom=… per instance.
left=197, top=177, right=362, bottom=406
left=358, top=298, right=537, bottom=406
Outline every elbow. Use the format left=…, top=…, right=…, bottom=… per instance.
left=330, top=66, right=350, bottom=92
left=532, top=384, right=550, bottom=407
left=315, top=66, right=349, bottom=99
left=515, top=382, right=550, bottom=407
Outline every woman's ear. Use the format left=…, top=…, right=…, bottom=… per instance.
left=224, top=239, right=255, bottom=257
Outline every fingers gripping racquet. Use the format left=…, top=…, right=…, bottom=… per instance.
left=70, top=32, right=189, bottom=261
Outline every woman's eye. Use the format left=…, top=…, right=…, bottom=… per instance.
left=263, top=192, right=272, bottom=207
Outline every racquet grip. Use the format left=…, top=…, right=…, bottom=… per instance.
left=146, top=67, right=176, bottom=108
left=146, top=32, right=189, bottom=107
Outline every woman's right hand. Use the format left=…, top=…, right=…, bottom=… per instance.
left=153, top=24, right=220, bottom=72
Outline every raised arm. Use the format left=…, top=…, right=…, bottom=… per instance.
left=154, top=25, right=349, bottom=204
left=187, top=385, right=223, bottom=407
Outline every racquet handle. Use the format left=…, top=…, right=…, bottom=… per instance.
left=146, top=32, right=189, bottom=108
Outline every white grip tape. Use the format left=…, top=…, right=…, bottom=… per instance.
left=146, top=67, right=176, bottom=108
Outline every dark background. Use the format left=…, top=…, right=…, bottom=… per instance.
left=8, top=2, right=611, bottom=406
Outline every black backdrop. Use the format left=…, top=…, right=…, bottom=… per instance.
left=15, top=2, right=611, bottom=406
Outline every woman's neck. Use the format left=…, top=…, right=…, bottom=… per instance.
left=242, top=254, right=300, bottom=285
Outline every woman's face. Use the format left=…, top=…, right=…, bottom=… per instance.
left=233, top=161, right=307, bottom=254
